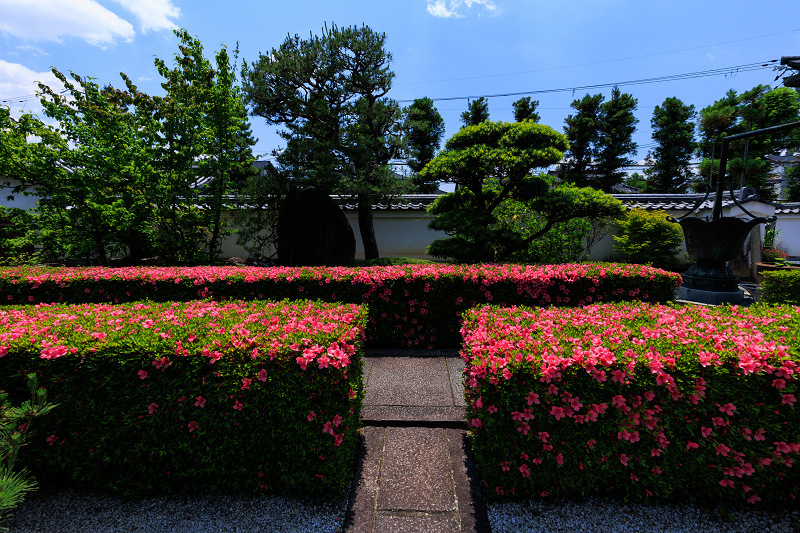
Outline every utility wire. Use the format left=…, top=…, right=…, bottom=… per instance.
left=397, top=61, right=777, bottom=104
left=397, top=28, right=800, bottom=85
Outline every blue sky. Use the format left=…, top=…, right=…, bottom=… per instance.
left=1, top=0, right=799, bottom=165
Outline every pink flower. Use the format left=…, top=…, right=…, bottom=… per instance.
left=147, top=403, right=158, bottom=415
left=556, top=453, right=564, bottom=465
left=46, top=434, right=57, bottom=445
left=686, top=441, right=699, bottom=450
left=233, top=401, right=243, bottom=410
left=719, top=479, right=734, bottom=488
left=715, top=444, right=731, bottom=456
left=194, top=396, right=206, bottom=408
left=526, top=392, right=540, bottom=405
left=138, top=370, right=148, bottom=380
left=718, top=403, right=736, bottom=416
left=488, top=405, right=498, bottom=413
left=333, top=415, right=343, bottom=427
left=257, top=369, right=267, bottom=382
left=307, top=411, right=316, bottom=421
left=747, top=494, right=761, bottom=504
left=620, top=454, right=629, bottom=466
left=519, top=464, right=530, bottom=478
left=782, top=394, right=796, bottom=406
left=470, top=418, right=482, bottom=428
left=550, top=406, right=566, bottom=420
left=188, top=421, right=199, bottom=433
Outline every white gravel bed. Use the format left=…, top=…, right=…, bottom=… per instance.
left=7, top=488, right=346, bottom=533
left=488, top=497, right=800, bottom=533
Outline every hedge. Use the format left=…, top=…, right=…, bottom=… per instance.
left=762, top=269, right=800, bottom=305
left=461, top=303, right=799, bottom=506
left=0, top=299, right=367, bottom=499
left=0, top=263, right=681, bottom=348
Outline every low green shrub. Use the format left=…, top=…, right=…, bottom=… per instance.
left=763, top=270, right=800, bottom=305
left=1, top=374, right=57, bottom=532
left=614, top=209, right=684, bottom=269
left=462, top=303, right=799, bottom=506
left=0, top=300, right=367, bottom=499
left=0, top=263, right=681, bottom=348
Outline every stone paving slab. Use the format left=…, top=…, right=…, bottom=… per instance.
left=363, top=357, right=460, bottom=407
left=361, top=406, right=466, bottom=428
left=344, top=427, right=490, bottom=533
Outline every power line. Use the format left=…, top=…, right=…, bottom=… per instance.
left=397, top=61, right=777, bottom=104
left=397, top=28, right=800, bottom=85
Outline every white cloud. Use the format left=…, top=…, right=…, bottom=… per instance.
left=0, top=60, right=62, bottom=115
left=426, top=0, right=499, bottom=18
left=111, top=0, right=179, bottom=33
left=0, top=0, right=135, bottom=47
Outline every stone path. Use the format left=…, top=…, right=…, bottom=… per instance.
left=343, top=350, right=490, bottom=533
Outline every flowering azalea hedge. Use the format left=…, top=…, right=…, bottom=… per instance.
left=0, top=263, right=680, bottom=348
left=762, top=270, right=800, bottom=305
left=462, top=303, right=799, bottom=506
left=0, top=300, right=367, bottom=499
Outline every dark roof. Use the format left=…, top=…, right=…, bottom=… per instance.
left=339, top=194, right=442, bottom=211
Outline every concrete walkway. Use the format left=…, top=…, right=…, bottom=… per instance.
left=344, top=350, right=491, bottom=533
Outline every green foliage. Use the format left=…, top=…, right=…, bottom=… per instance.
left=462, top=303, right=800, bottom=505
left=233, top=161, right=289, bottom=262
left=595, top=88, right=639, bottom=192
left=460, top=97, right=490, bottom=127
left=0, top=301, right=366, bottom=499
left=645, top=97, right=697, bottom=193
left=762, top=270, right=800, bottom=304
left=512, top=97, right=540, bottom=123
left=613, top=209, right=684, bottom=269
left=697, top=85, right=800, bottom=201
left=402, top=97, right=445, bottom=192
left=560, top=89, right=639, bottom=192
left=0, top=30, right=257, bottom=266
left=0, top=374, right=57, bottom=532
left=0, top=263, right=681, bottom=348
left=242, top=23, right=409, bottom=260
left=420, top=120, right=624, bottom=263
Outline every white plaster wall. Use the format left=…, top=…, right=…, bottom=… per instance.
left=219, top=210, right=447, bottom=260
left=0, top=179, right=39, bottom=211
left=775, top=216, right=800, bottom=256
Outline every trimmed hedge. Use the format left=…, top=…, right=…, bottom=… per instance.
left=0, top=263, right=681, bottom=348
left=763, top=270, right=800, bottom=305
left=461, top=303, right=799, bottom=506
left=0, top=300, right=367, bottom=499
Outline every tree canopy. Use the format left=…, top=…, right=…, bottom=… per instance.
left=697, top=85, right=800, bottom=200
left=0, top=29, right=257, bottom=265
left=241, top=23, right=408, bottom=260
left=419, top=120, right=624, bottom=263
left=645, top=97, right=696, bottom=193
left=402, top=97, right=445, bottom=192
left=460, top=97, right=490, bottom=128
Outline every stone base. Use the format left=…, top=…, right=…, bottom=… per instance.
left=677, top=286, right=745, bottom=306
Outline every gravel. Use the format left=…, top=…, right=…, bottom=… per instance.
left=6, top=488, right=347, bottom=533
left=488, top=497, right=800, bottom=533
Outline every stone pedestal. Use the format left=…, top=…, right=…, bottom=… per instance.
left=677, top=286, right=745, bottom=305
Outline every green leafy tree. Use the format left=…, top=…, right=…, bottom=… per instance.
left=698, top=85, right=800, bottom=200
left=0, top=71, right=152, bottom=265
left=614, top=209, right=684, bottom=269
left=151, top=30, right=258, bottom=264
left=624, top=171, right=647, bottom=191
left=645, top=97, right=696, bottom=193
left=559, top=94, right=604, bottom=187
left=460, top=97, right=490, bottom=127
left=512, top=96, right=540, bottom=123
left=595, top=87, right=638, bottom=192
left=242, top=24, right=408, bottom=260
left=419, top=120, right=624, bottom=263
left=402, top=97, right=445, bottom=192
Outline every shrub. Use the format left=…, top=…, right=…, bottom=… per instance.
left=0, top=300, right=367, bottom=499
left=461, top=303, right=799, bottom=506
left=614, top=209, right=683, bottom=269
left=0, top=374, right=56, bottom=532
left=763, top=270, right=800, bottom=305
left=0, top=263, right=681, bottom=348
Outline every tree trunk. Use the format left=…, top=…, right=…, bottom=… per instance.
left=357, top=194, right=379, bottom=260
